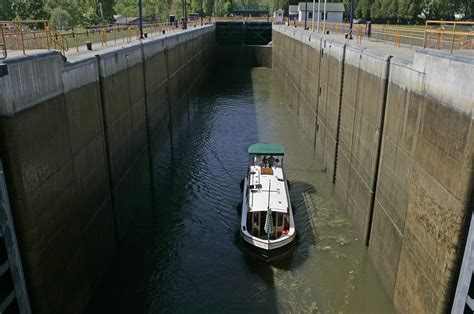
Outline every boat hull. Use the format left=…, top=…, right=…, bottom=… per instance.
left=240, top=174, right=296, bottom=262
left=239, top=231, right=296, bottom=262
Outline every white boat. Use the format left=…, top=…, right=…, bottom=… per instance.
left=240, top=143, right=296, bottom=261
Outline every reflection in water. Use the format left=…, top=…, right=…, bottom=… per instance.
left=88, top=67, right=395, bottom=313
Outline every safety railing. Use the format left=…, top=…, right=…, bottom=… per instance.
left=423, top=20, right=474, bottom=53
left=0, top=19, right=207, bottom=57
left=284, top=19, right=473, bottom=53
left=4, top=18, right=472, bottom=57
left=370, top=25, right=426, bottom=49
left=0, top=20, right=69, bottom=55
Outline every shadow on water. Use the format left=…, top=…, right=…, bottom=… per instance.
left=88, top=47, right=397, bottom=313
left=88, top=52, right=283, bottom=313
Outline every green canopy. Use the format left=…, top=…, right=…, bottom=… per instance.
left=248, top=143, right=285, bottom=156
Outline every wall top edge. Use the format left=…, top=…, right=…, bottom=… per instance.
left=96, top=43, right=142, bottom=60
left=323, top=37, right=345, bottom=48
left=390, top=56, right=415, bottom=69
left=361, top=48, right=392, bottom=62
left=415, top=48, right=474, bottom=65
left=0, top=51, right=62, bottom=65
left=64, top=55, right=98, bottom=71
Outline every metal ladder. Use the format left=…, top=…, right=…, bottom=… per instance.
left=452, top=213, right=474, bottom=313
left=0, top=160, right=31, bottom=313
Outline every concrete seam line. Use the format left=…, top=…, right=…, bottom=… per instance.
left=333, top=43, right=346, bottom=184
left=366, top=54, right=393, bottom=246
left=313, top=37, right=323, bottom=151
left=95, top=54, right=119, bottom=245
left=345, top=50, right=363, bottom=217
left=140, top=43, right=155, bottom=198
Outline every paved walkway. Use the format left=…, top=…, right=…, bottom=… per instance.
left=2, top=23, right=210, bottom=62
left=3, top=23, right=473, bottom=63
left=281, top=24, right=474, bottom=62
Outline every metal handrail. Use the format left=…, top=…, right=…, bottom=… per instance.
left=281, top=19, right=473, bottom=53
left=424, top=20, right=474, bottom=53
left=0, top=19, right=207, bottom=57
left=0, top=24, right=6, bottom=59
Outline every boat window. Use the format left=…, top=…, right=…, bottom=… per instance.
left=250, top=212, right=260, bottom=237
left=275, top=213, right=284, bottom=238
left=259, top=212, right=266, bottom=237
left=247, top=212, right=289, bottom=240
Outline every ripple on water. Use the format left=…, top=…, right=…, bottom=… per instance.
left=88, top=67, right=396, bottom=314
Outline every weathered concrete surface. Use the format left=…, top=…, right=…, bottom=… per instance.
left=336, top=46, right=390, bottom=244
left=0, top=24, right=215, bottom=314
left=273, top=27, right=344, bottom=182
left=369, top=56, right=425, bottom=299
left=387, top=51, right=474, bottom=314
left=272, top=25, right=474, bottom=313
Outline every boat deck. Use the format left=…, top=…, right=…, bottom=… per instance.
left=248, top=165, right=288, bottom=213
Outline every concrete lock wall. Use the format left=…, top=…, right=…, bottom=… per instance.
left=0, top=24, right=215, bottom=314
left=272, top=26, right=473, bottom=313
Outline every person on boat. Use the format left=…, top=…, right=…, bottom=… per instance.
left=268, top=156, right=275, bottom=167
left=262, top=156, right=268, bottom=167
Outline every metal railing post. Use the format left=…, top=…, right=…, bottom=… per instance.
left=0, top=24, right=6, bottom=59
left=423, top=21, right=428, bottom=48
left=450, top=22, right=456, bottom=54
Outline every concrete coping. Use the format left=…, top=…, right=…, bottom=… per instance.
left=413, top=48, right=474, bottom=114
left=389, top=60, right=424, bottom=93
left=415, top=48, right=474, bottom=65
left=0, top=50, right=61, bottom=66
left=0, top=52, right=64, bottom=116
left=390, top=56, right=414, bottom=69
left=0, top=24, right=215, bottom=116
left=142, top=37, right=166, bottom=58
left=63, top=57, right=99, bottom=93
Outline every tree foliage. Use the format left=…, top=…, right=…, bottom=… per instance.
left=1, top=0, right=472, bottom=28
left=0, top=0, right=14, bottom=20
left=11, top=0, right=49, bottom=20
left=49, top=7, right=72, bottom=27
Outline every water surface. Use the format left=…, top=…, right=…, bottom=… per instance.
left=88, top=66, right=395, bottom=313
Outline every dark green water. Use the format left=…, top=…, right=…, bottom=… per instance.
left=88, top=67, right=395, bottom=313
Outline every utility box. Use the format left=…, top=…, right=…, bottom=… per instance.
left=168, top=15, right=175, bottom=23
left=274, top=9, right=284, bottom=24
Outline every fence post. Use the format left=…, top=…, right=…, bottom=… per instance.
left=450, top=22, right=456, bottom=54
left=423, top=21, right=428, bottom=48
left=74, top=31, right=79, bottom=52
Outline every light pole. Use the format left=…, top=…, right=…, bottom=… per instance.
left=349, top=0, right=355, bottom=39
left=182, top=0, right=187, bottom=29
left=304, top=0, right=308, bottom=30
left=322, top=0, right=326, bottom=33
left=139, top=0, right=144, bottom=38
left=317, top=0, right=320, bottom=32
left=311, top=0, right=315, bottom=30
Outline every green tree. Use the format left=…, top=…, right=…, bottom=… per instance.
left=458, top=0, right=474, bottom=19
left=355, top=0, right=373, bottom=19
left=12, top=0, right=49, bottom=20
left=419, top=0, right=452, bottom=20
left=398, top=0, right=417, bottom=22
left=370, top=0, right=382, bottom=21
left=0, top=0, right=14, bottom=20
left=388, top=0, right=399, bottom=22
left=49, top=7, right=72, bottom=27
left=46, top=0, right=81, bottom=26
left=114, top=0, right=137, bottom=17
